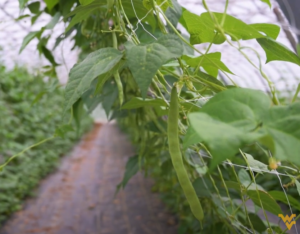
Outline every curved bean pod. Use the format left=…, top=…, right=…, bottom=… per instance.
left=167, top=87, right=204, bottom=221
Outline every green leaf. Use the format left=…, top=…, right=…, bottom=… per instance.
left=183, top=126, right=201, bottom=149
left=15, top=14, right=31, bottom=21
left=184, top=88, right=300, bottom=169
left=19, top=31, right=40, bottom=53
left=101, top=81, right=118, bottom=118
left=257, top=37, right=300, bottom=66
left=156, top=0, right=172, bottom=11
left=260, top=102, right=300, bottom=164
left=44, top=0, right=59, bottom=10
left=184, top=89, right=265, bottom=168
left=250, top=23, right=280, bottom=39
left=165, top=0, right=181, bottom=27
left=65, top=1, right=106, bottom=32
left=269, top=190, right=300, bottom=211
left=45, top=12, right=61, bottom=30
left=186, top=112, right=259, bottom=169
left=27, top=2, right=40, bottom=14
left=40, top=46, right=58, bottom=66
left=122, top=0, right=156, bottom=29
left=248, top=213, right=266, bottom=232
left=181, top=10, right=263, bottom=45
left=79, top=0, right=95, bottom=5
left=247, top=190, right=282, bottom=215
left=72, top=98, right=85, bottom=133
left=18, top=0, right=29, bottom=9
left=245, top=153, right=269, bottom=173
left=54, top=124, right=74, bottom=138
left=121, top=97, right=167, bottom=109
left=224, top=181, right=242, bottom=191
left=181, top=10, right=218, bottom=45
left=64, top=48, right=123, bottom=112
left=260, top=0, right=271, bottom=7
left=238, top=169, right=251, bottom=187
left=31, top=12, right=42, bottom=25
left=117, top=155, right=141, bottom=192
left=107, top=0, right=114, bottom=10
left=31, top=91, right=46, bottom=106
left=194, top=71, right=226, bottom=92
left=126, top=35, right=183, bottom=97
left=182, top=52, right=233, bottom=77
left=82, top=86, right=103, bottom=114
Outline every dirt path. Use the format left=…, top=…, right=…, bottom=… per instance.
left=0, top=123, right=177, bottom=234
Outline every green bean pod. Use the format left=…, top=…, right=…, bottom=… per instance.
left=112, top=31, right=124, bottom=105
left=167, top=87, right=204, bottom=221
left=114, top=71, right=124, bottom=105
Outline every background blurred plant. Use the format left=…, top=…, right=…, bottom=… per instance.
left=2, top=0, right=300, bottom=233
left=0, top=66, right=92, bottom=223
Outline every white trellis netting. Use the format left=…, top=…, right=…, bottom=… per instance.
left=0, top=0, right=109, bottom=122
left=179, top=0, right=300, bottom=97
left=0, top=0, right=299, bottom=94
left=0, top=0, right=78, bottom=83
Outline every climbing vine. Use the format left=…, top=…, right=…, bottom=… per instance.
left=9, top=0, right=300, bottom=232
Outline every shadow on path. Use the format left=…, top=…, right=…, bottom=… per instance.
left=0, top=123, right=177, bottom=234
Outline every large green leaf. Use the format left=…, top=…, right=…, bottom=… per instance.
left=181, top=10, right=264, bottom=45
left=247, top=190, right=282, bottom=215
left=182, top=52, right=233, bottom=77
left=269, top=190, right=300, bottom=211
left=184, top=88, right=300, bottom=169
left=126, top=35, right=183, bottom=97
left=64, top=48, right=123, bottom=112
left=257, top=37, right=300, bottom=66
left=121, top=97, right=167, bottom=109
left=247, top=213, right=266, bottom=232
left=260, top=103, right=300, bottom=163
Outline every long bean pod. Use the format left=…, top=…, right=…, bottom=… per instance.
left=167, top=87, right=204, bottom=221
left=112, top=31, right=124, bottom=105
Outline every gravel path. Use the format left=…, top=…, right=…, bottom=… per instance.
left=0, top=123, right=177, bottom=234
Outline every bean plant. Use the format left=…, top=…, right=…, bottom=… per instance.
left=9, top=0, right=300, bottom=233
